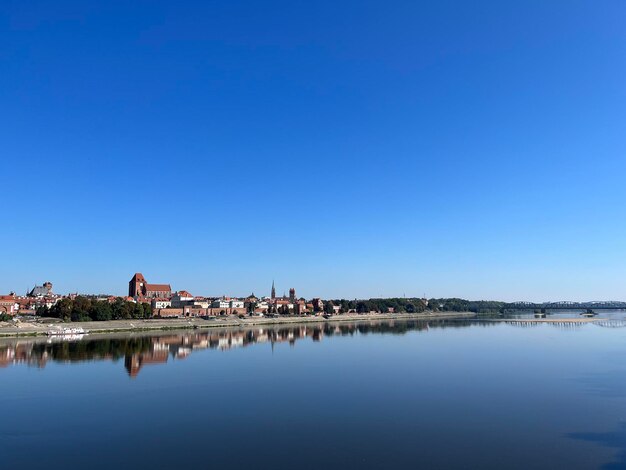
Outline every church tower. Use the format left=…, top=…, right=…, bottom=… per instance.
left=271, top=280, right=276, bottom=300
left=129, top=273, right=147, bottom=298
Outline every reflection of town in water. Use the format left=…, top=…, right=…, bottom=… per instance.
left=0, top=320, right=449, bottom=377
left=5, top=318, right=611, bottom=377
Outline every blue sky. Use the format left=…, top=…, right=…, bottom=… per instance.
left=2, top=1, right=625, bottom=301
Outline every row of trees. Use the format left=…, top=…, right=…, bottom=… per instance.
left=427, top=298, right=505, bottom=314
left=32, top=296, right=508, bottom=322
left=328, top=298, right=506, bottom=314
left=329, top=298, right=428, bottom=314
left=37, top=297, right=153, bottom=322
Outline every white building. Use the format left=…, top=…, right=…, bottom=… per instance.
left=151, top=299, right=172, bottom=309
left=192, top=299, right=211, bottom=309
left=211, top=299, right=230, bottom=309
left=211, top=298, right=244, bottom=309
left=171, top=291, right=194, bottom=308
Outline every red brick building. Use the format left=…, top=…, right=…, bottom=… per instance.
left=129, top=273, right=172, bottom=299
left=0, top=295, right=18, bottom=315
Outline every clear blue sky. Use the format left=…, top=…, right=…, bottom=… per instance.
left=2, top=1, right=625, bottom=301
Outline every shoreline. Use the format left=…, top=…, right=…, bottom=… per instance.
left=0, top=311, right=476, bottom=338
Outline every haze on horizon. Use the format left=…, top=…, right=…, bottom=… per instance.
left=2, top=1, right=625, bottom=302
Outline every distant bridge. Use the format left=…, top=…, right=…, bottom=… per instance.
left=505, top=301, right=626, bottom=310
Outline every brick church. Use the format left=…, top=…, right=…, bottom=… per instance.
left=128, top=273, right=172, bottom=299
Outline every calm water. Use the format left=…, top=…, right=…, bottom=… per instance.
left=3, top=318, right=626, bottom=469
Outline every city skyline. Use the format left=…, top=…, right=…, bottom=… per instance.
left=3, top=1, right=625, bottom=301
left=4, top=274, right=626, bottom=304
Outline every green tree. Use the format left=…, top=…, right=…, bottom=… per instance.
left=133, top=303, right=145, bottom=319
left=90, top=302, right=113, bottom=321
left=52, top=298, right=73, bottom=322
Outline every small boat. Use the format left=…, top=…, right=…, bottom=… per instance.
left=47, top=327, right=88, bottom=336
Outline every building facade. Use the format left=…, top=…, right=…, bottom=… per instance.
left=0, top=296, right=18, bottom=315
left=129, top=273, right=172, bottom=299
left=151, top=298, right=172, bottom=310
left=170, top=291, right=194, bottom=308
left=28, top=281, right=53, bottom=298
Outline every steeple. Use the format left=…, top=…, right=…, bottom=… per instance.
left=271, top=280, right=276, bottom=300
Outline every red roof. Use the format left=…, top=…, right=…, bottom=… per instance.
left=130, top=273, right=147, bottom=283
left=145, top=283, right=171, bottom=292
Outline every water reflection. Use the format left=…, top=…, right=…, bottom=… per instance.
left=568, top=423, right=626, bottom=469
left=3, top=317, right=626, bottom=469
left=497, top=321, right=585, bottom=329
left=0, top=320, right=465, bottom=377
left=503, top=310, right=626, bottom=321
left=5, top=316, right=618, bottom=378
left=2, top=318, right=611, bottom=377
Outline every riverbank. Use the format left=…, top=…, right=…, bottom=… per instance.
left=0, top=311, right=475, bottom=338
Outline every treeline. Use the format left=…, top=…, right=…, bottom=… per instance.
left=37, top=297, right=152, bottom=322
left=427, top=298, right=505, bottom=314
left=330, top=298, right=427, bottom=314
left=329, top=298, right=505, bottom=314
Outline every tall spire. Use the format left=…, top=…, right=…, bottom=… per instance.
left=271, top=280, right=276, bottom=300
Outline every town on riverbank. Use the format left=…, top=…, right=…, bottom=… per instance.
left=1, top=272, right=622, bottom=338
left=1, top=272, right=504, bottom=322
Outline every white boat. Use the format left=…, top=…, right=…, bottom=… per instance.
left=47, top=327, right=89, bottom=336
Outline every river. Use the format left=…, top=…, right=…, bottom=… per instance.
left=2, top=317, right=626, bottom=469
